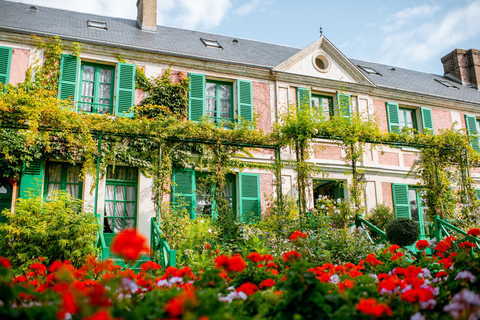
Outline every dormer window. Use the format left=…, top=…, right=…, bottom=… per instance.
left=435, top=79, right=458, bottom=89
left=201, top=38, right=222, bottom=49
left=87, top=20, right=107, bottom=30
left=358, top=65, right=382, bottom=76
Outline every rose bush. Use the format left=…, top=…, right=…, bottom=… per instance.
left=0, top=229, right=479, bottom=319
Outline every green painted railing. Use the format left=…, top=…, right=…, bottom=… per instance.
left=151, top=217, right=176, bottom=268
left=96, top=213, right=109, bottom=261
left=353, top=214, right=387, bottom=244
left=434, top=215, right=480, bottom=252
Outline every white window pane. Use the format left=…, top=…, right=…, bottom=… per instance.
left=99, top=84, right=111, bottom=99
left=116, top=186, right=126, bottom=200
left=83, top=66, right=94, bottom=81
left=82, top=81, right=94, bottom=97
left=66, top=184, right=79, bottom=199
left=117, top=168, right=126, bottom=180
left=126, top=186, right=135, bottom=201
left=311, top=97, right=319, bottom=108
left=220, top=85, right=230, bottom=99
left=47, top=183, right=60, bottom=198
left=105, top=185, right=115, bottom=200
left=126, top=203, right=135, bottom=217
left=48, top=164, right=62, bottom=182
left=99, top=68, right=112, bottom=83
left=206, top=97, right=216, bottom=112
left=220, top=99, right=231, bottom=114
left=105, top=202, right=114, bottom=216
left=206, top=83, right=216, bottom=97
left=125, top=218, right=134, bottom=229
left=66, top=166, right=80, bottom=183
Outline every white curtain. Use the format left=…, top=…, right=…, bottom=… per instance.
left=66, top=165, right=80, bottom=199
left=105, top=185, right=116, bottom=233
left=47, top=164, right=62, bottom=198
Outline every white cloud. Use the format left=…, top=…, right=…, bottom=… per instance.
left=383, top=4, right=439, bottom=32
left=379, top=1, right=480, bottom=69
left=163, top=0, right=233, bottom=29
left=234, top=0, right=272, bottom=16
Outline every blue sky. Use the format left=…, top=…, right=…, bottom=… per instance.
left=9, top=0, right=480, bottom=75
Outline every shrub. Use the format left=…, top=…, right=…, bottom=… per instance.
left=366, top=204, right=394, bottom=241
left=0, top=192, right=99, bottom=274
left=385, top=218, right=420, bottom=247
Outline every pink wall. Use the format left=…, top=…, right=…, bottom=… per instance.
left=403, top=153, right=419, bottom=167
left=314, top=144, right=342, bottom=160
left=253, top=82, right=271, bottom=133
left=378, top=151, right=399, bottom=166
left=432, top=109, right=452, bottom=134
left=373, top=99, right=388, bottom=133
left=260, top=172, right=274, bottom=216
left=9, top=48, right=29, bottom=86
left=382, top=182, right=393, bottom=210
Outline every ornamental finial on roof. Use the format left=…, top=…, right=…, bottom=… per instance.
left=320, top=25, right=323, bottom=37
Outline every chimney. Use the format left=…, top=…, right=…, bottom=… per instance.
left=137, top=0, right=157, bottom=32
left=441, top=48, right=480, bottom=89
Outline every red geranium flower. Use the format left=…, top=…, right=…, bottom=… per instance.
left=111, top=229, right=149, bottom=261
left=263, top=254, right=274, bottom=262
left=260, top=278, right=276, bottom=288
left=290, top=230, right=307, bottom=241
left=415, top=240, right=429, bottom=251
left=283, top=250, right=301, bottom=262
left=356, top=298, right=393, bottom=317
left=402, top=288, right=434, bottom=303
left=459, top=241, right=475, bottom=249
left=215, top=255, right=246, bottom=272
left=365, top=253, right=383, bottom=266
left=83, top=310, right=120, bottom=320
left=140, top=261, right=162, bottom=272
left=247, top=252, right=263, bottom=263
left=0, top=256, right=10, bottom=269
left=467, top=228, right=480, bottom=237
left=236, top=282, right=258, bottom=296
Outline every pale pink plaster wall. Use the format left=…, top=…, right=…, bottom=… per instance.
left=472, top=167, right=480, bottom=174
left=403, top=154, right=419, bottom=167
left=378, top=151, right=400, bottom=166
left=134, top=89, right=144, bottom=105
left=373, top=99, right=388, bottom=133
left=382, top=182, right=393, bottom=210
left=253, top=81, right=271, bottom=133
left=432, top=109, right=452, bottom=134
left=314, top=144, right=342, bottom=160
left=9, top=48, right=29, bottom=86
left=260, top=173, right=274, bottom=216
left=460, top=113, right=466, bottom=129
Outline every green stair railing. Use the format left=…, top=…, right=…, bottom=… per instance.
left=353, top=214, right=387, bottom=244
left=96, top=214, right=109, bottom=261
left=151, top=217, right=176, bottom=268
left=434, top=215, right=480, bottom=252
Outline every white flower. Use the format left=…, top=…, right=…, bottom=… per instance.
left=329, top=274, right=340, bottom=284
left=455, top=271, right=476, bottom=283
left=200, top=219, right=205, bottom=223
left=410, top=312, right=425, bottom=320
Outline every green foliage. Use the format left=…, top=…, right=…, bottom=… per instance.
left=159, top=208, right=219, bottom=270
left=0, top=192, right=99, bottom=274
left=385, top=218, right=420, bottom=247
left=138, top=67, right=190, bottom=118
left=366, top=204, right=394, bottom=241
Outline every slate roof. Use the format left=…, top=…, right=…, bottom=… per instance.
left=1, top=0, right=480, bottom=103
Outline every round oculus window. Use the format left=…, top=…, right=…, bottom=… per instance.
left=313, top=54, right=330, bottom=72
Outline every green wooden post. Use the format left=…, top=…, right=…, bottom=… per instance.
left=94, top=133, right=102, bottom=220
left=434, top=215, right=441, bottom=242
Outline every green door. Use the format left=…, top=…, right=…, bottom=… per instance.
left=0, top=178, right=12, bottom=223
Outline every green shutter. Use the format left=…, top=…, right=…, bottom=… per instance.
left=238, top=173, right=260, bottom=223
left=421, top=107, right=434, bottom=134
left=297, top=87, right=312, bottom=111
left=237, top=79, right=254, bottom=124
left=58, top=54, right=80, bottom=105
left=115, top=63, right=136, bottom=118
left=475, top=189, right=480, bottom=199
left=0, top=46, right=12, bottom=86
left=172, top=169, right=196, bottom=219
left=392, top=184, right=411, bottom=219
left=386, top=102, right=400, bottom=133
left=188, top=73, right=205, bottom=122
left=465, top=114, right=480, bottom=152
left=336, top=92, right=351, bottom=117
left=19, top=159, right=44, bottom=198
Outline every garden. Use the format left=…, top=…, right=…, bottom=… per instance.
left=2, top=36, right=480, bottom=319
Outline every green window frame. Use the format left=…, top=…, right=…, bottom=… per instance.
left=205, top=80, right=234, bottom=125
left=311, top=94, right=333, bottom=120
left=172, top=169, right=248, bottom=220
left=104, top=166, right=137, bottom=234
left=188, top=73, right=253, bottom=127
left=78, top=62, right=115, bottom=114
left=399, top=107, right=417, bottom=131
left=0, top=178, right=13, bottom=223
left=43, top=162, right=83, bottom=200
left=465, top=114, right=480, bottom=152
